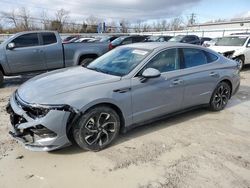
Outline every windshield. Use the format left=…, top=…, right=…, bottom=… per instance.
left=169, top=35, right=184, bottom=42
left=147, top=36, right=160, bottom=42
left=87, top=47, right=150, bottom=76
left=216, top=36, right=248, bottom=46
left=111, top=36, right=128, bottom=45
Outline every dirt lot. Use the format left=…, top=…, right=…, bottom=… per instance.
left=0, top=68, right=250, bottom=188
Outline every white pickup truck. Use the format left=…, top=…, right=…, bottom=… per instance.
left=209, top=34, right=250, bottom=70
left=0, top=31, right=110, bottom=85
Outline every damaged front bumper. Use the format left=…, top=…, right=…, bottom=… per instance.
left=6, top=92, right=78, bottom=151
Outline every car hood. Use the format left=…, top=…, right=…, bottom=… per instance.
left=209, top=46, right=241, bottom=53
left=17, top=67, right=121, bottom=104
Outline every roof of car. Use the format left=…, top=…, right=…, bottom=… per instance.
left=125, top=42, right=198, bottom=50
left=225, top=35, right=250, bottom=37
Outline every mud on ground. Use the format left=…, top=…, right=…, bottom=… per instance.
left=0, top=69, right=250, bottom=188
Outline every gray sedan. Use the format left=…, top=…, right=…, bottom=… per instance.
left=7, top=43, right=240, bottom=151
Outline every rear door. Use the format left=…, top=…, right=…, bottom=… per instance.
left=40, top=32, right=64, bottom=70
left=6, top=33, right=46, bottom=73
left=180, top=48, right=220, bottom=108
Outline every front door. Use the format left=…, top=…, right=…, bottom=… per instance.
left=6, top=33, right=46, bottom=73
left=131, top=48, right=185, bottom=124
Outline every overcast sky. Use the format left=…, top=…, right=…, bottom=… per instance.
left=0, top=0, right=249, bottom=23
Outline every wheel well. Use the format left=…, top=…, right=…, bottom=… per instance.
left=220, top=79, right=233, bottom=98
left=0, top=64, right=5, bottom=75
left=78, top=54, right=98, bottom=65
left=66, top=103, right=125, bottom=140
left=235, top=54, right=245, bottom=62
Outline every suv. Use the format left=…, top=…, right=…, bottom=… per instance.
left=109, top=35, right=148, bottom=49
left=169, top=35, right=200, bottom=45
left=209, top=34, right=250, bottom=70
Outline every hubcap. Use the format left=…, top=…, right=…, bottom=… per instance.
left=83, top=113, right=116, bottom=147
left=213, top=85, right=230, bottom=109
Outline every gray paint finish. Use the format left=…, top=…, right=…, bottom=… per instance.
left=8, top=42, right=240, bottom=151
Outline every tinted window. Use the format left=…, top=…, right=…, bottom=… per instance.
left=205, top=51, right=218, bottom=63
left=122, top=37, right=132, bottom=45
left=184, top=36, right=194, bottom=42
left=183, top=48, right=207, bottom=68
left=144, top=48, right=180, bottom=73
left=42, top=33, right=57, bottom=45
left=12, top=33, right=39, bottom=48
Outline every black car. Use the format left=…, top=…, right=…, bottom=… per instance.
left=145, top=35, right=172, bottom=42
left=200, top=37, right=212, bottom=45
left=169, top=35, right=200, bottom=45
left=109, top=35, right=148, bottom=49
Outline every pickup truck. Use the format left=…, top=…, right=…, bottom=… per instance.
left=0, top=31, right=110, bottom=85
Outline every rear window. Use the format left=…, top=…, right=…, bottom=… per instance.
left=42, top=33, right=57, bottom=45
left=205, top=51, right=218, bottom=63
left=182, top=48, right=207, bottom=68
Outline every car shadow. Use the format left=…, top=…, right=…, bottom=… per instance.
left=1, top=75, right=36, bottom=88
left=50, top=108, right=208, bottom=155
left=242, top=64, right=250, bottom=72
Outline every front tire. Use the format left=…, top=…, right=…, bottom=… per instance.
left=235, top=56, right=244, bottom=71
left=209, top=82, right=231, bottom=111
left=73, top=106, right=120, bottom=151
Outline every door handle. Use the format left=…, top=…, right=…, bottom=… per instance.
left=209, top=72, right=219, bottom=77
left=172, top=79, right=183, bottom=85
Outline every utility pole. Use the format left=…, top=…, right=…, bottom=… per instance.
left=189, top=13, right=196, bottom=26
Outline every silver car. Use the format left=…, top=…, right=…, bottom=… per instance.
left=7, top=43, right=240, bottom=152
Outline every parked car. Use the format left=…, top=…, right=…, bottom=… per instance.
left=203, top=37, right=222, bottom=47
left=200, top=37, right=212, bottom=45
left=109, top=35, right=148, bottom=49
left=74, top=37, right=98, bottom=43
left=62, top=35, right=81, bottom=43
left=0, top=31, right=110, bottom=85
left=98, top=35, right=120, bottom=43
left=169, top=35, right=200, bottom=45
left=7, top=42, right=240, bottom=152
left=145, top=35, right=172, bottom=42
left=209, top=34, right=250, bottom=70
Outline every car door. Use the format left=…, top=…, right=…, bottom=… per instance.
left=40, top=32, right=64, bottom=70
left=5, top=33, right=46, bottom=73
left=131, top=48, right=185, bottom=124
left=180, top=48, right=220, bottom=108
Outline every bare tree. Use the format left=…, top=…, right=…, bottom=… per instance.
left=55, top=9, right=70, bottom=32
left=119, top=19, right=130, bottom=33
left=41, top=10, right=50, bottom=30
left=169, top=17, right=184, bottom=31
left=19, top=7, right=31, bottom=30
left=1, top=10, right=18, bottom=28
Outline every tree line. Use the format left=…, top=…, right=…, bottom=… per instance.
left=0, top=8, right=192, bottom=33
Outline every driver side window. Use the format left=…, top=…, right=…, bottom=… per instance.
left=143, top=48, right=180, bottom=73
left=11, top=33, right=39, bottom=48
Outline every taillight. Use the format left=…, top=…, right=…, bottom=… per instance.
left=109, top=43, right=113, bottom=50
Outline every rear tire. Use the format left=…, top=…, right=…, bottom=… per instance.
left=209, top=82, right=231, bottom=111
left=73, top=106, right=120, bottom=151
left=0, top=71, right=3, bottom=87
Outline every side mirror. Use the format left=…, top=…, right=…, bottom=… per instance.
left=247, top=43, right=250, bottom=47
left=7, top=42, right=15, bottom=50
left=142, top=68, right=161, bottom=78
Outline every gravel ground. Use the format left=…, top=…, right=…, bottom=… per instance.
left=0, top=68, right=250, bottom=188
